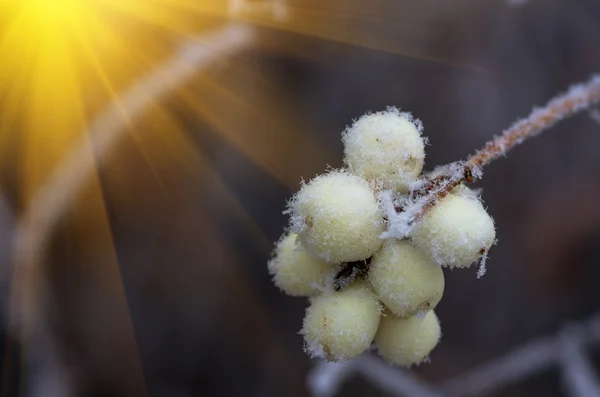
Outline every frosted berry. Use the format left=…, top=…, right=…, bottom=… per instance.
left=369, top=240, right=444, bottom=317
left=268, top=233, right=337, bottom=296
left=343, top=108, right=425, bottom=192
left=410, top=187, right=495, bottom=268
left=302, top=282, right=381, bottom=361
left=288, top=170, right=384, bottom=263
left=375, top=310, right=441, bottom=367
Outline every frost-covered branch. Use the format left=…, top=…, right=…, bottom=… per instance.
left=384, top=74, right=600, bottom=239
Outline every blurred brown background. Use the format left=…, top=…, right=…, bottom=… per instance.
left=2, top=0, right=600, bottom=396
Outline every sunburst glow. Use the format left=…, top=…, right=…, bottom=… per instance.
left=1, top=1, right=239, bottom=389
left=0, top=0, right=235, bottom=205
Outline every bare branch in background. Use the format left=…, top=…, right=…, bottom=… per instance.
left=229, top=0, right=289, bottom=21
left=356, top=355, right=442, bottom=397
left=506, top=0, right=532, bottom=8
left=308, top=360, right=356, bottom=397
left=307, top=313, right=600, bottom=397
left=308, top=355, right=440, bottom=397
left=441, top=335, right=558, bottom=397
left=589, top=108, right=600, bottom=125
left=559, top=325, right=600, bottom=397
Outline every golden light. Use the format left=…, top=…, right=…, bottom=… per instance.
left=25, top=0, right=85, bottom=17
left=2, top=1, right=240, bottom=390
left=0, top=0, right=231, bottom=204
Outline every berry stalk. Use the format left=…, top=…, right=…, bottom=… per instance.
left=407, top=74, right=600, bottom=222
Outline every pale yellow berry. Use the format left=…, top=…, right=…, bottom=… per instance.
left=268, top=233, right=337, bottom=296
left=410, top=188, right=495, bottom=268
left=342, top=108, right=425, bottom=193
left=375, top=310, right=441, bottom=367
left=289, top=170, right=385, bottom=263
left=302, top=282, right=381, bottom=361
left=368, top=240, right=444, bottom=318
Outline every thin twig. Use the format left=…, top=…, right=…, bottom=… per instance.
left=307, top=360, right=356, bottom=397
left=229, top=0, right=289, bottom=21
left=383, top=75, right=600, bottom=239
left=589, top=108, right=600, bottom=125
left=418, top=74, right=600, bottom=217
left=444, top=315, right=600, bottom=397
left=307, top=355, right=441, bottom=397
left=441, top=335, right=559, bottom=397
left=355, top=355, right=442, bottom=397
left=333, top=258, right=371, bottom=291
left=559, top=325, right=600, bottom=397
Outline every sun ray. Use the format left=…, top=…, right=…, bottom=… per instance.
left=177, top=71, right=337, bottom=190
left=72, top=133, right=149, bottom=396
left=232, top=0, right=487, bottom=73
left=21, top=19, right=88, bottom=207
left=121, top=102, right=275, bottom=252
left=96, top=0, right=230, bottom=40
left=0, top=4, right=255, bottom=392
left=74, top=28, right=176, bottom=201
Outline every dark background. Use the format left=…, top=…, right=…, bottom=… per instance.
left=2, top=0, right=600, bottom=396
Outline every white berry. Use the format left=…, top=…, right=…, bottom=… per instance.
left=342, top=108, right=425, bottom=192
left=410, top=188, right=495, bottom=268
left=369, top=240, right=444, bottom=317
left=375, top=310, right=441, bottom=367
left=288, top=170, right=385, bottom=263
left=302, top=282, right=381, bottom=361
left=268, top=233, right=337, bottom=296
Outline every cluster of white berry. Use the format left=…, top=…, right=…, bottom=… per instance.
left=268, top=108, right=496, bottom=366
